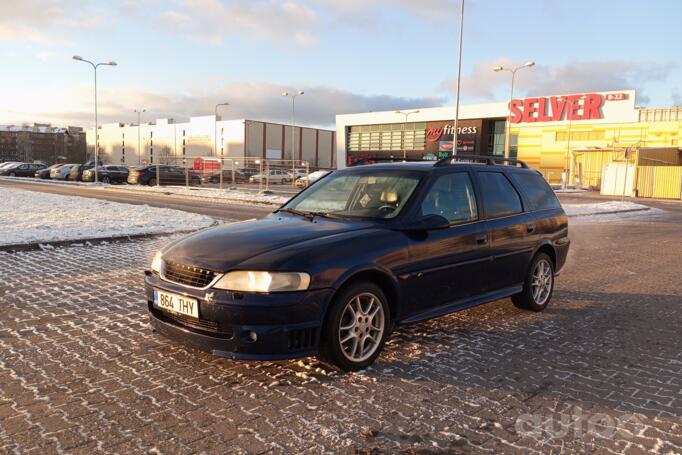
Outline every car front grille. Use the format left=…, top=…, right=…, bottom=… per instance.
left=149, top=304, right=233, bottom=339
left=162, top=261, right=219, bottom=288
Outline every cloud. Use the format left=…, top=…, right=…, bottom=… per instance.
left=0, top=0, right=103, bottom=44
left=443, top=58, right=675, bottom=106
left=0, top=81, right=445, bottom=129
left=151, top=0, right=460, bottom=48
left=672, top=88, right=682, bottom=107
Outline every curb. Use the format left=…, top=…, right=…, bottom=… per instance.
left=0, top=225, right=217, bottom=254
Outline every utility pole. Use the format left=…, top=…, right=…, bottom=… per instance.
left=73, top=55, right=117, bottom=183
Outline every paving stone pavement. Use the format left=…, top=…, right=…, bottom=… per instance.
left=0, top=209, right=681, bottom=454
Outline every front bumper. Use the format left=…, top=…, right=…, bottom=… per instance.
left=144, top=272, right=334, bottom=360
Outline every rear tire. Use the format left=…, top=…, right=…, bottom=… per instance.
left=512, top=253, right=554, bottom=312
left=9, top=172, right=16, bottom=177
left=319, top=281, right=390, bottom=371
left=102, top=176, right=110, bottom=184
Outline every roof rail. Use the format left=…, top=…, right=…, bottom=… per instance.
left=434, top=154, right=528, bottom=168
left=349, top=157, right=432, bottom=167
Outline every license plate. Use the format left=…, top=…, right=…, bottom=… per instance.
left=153, top=289, right=199, bottom=319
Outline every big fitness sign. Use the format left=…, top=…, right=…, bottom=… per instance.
left=508, top=92, right=628, bottom=124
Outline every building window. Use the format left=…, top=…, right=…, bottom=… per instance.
left=555, top=130, right=605, bottom=141
left=347, top=122, right=426, bottom=152
left=510, top=134, right=518, bottom=158
left=486, top=120, right=506, bottom=156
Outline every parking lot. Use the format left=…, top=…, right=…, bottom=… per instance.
left=0, top=201, right=680, bottom=453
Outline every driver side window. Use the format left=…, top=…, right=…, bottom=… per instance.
left=421, top=172, right=478, bottom=224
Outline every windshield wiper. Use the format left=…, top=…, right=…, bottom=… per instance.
left=277, top=208, right=342, bottom=221
left=278, top=208, right=315, bottom=220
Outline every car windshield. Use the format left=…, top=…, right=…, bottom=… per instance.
left=282, top=170, right=422, bottom=219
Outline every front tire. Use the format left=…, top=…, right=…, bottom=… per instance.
left=148, top=177, right=156, bottom=186
left=320, top=281, right=390, bottom=371
left=512, top=253, right=554, bottom=312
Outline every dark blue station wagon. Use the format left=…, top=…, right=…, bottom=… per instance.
left=145, top=155, right=570, bottom=370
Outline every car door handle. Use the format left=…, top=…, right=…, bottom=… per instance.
left=526, top=223, right=535, bottom=233
left=476, top=233, right=488, bottom=245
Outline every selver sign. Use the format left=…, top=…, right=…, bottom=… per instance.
left=508, top=92, right=627, bottom=124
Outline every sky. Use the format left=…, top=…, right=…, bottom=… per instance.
left=0, top=0, right=680, bottom=129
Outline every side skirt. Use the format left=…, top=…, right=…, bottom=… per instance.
left=398, top=285, right=523, bottom=325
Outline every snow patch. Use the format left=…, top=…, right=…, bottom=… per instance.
left=0, top=188, right=214, bottom=246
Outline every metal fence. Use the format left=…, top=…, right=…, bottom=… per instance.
left=137, top=156, right=330, bottom=192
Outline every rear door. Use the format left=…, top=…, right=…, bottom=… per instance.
left=475, top=170, right=534, bottom=292
left=406, top=171, right=490, bottom=314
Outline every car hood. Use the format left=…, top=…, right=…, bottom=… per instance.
left=161, top=214, right=377, bottom=272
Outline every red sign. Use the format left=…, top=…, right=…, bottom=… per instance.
left=426, top=125, right=479, bottom=142
left=605, top=92, right=627, bottom=101
left=509, top=93, right=604, bottom=124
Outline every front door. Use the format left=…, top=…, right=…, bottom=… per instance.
left=406, top=171, right=490, bottom=315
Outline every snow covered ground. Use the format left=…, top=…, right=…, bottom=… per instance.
left=0, top=188, right=215, bottom=246
left=110, top=184, right=292, bottom=205
left=0, top=176, right=290, bottom=206
left=564, top=200, right=666, bottom=222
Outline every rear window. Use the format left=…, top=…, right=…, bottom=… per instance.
left=511, top=172, right=561, bottom=211
left=477, top=172, right=523, bottom=218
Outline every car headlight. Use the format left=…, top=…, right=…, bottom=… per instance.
left=150, top=251, right=163, bottom=274
left=213, top=271, right=310, bottom=293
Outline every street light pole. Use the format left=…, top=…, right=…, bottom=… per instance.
left=282, top=91, right=304, bottom=186
left=395, top=110, right=420, bottom=159
left=214, top=102, right=229, bottom=189
left=493, top=61, right=535, bottom=158
left=134, top=109, right=145, bottom=165
left=73, top=56, right=117, bottom=183
left=452, top=0, right=465, bottom=156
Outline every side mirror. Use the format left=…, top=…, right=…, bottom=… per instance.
left=401, top=214, right=450, bottom=232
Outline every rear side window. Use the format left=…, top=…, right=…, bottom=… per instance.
left=477, top=172, right=523, bottom=218
left=511, top=172, right=561, bottom=211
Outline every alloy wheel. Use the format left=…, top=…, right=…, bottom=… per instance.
left=531, top=258, right=553, bottom=306
left=338, top=292, right=385, bottom=362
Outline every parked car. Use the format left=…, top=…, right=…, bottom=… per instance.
left=202, top=168, right=259, bottom=184
left=82, top=165, right=129, bottom=184
left=35, top=163, right=63, bottom=179
left=0, top=161, right=22, bottom=170
left=0, top=162, right=46, bottom=177
left=128, top=165, right=201, bottom=186
left=248, top=168, right=291, bottom=184
left=66, top=163, right=95, bottom=182
left=144, top=155, right=570, bottom=370
left=50, top=164, right=77, bottom=180
left=295, top=170, right=331, bottom=189
left=289, top=168, right=308, bottom=181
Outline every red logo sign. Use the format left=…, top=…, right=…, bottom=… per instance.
left=426, top=125, right=478, bottom=142
left=605, top=93, right=627, bottom=101
left=509, top=93, right=604, bottom=124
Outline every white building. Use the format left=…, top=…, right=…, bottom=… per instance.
left=88, top=116, right=336, bottom=169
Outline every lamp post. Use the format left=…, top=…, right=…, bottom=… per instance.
left=395, top=110, right=420, bottom=159
left=493, top=61, right=535, bottom=158
left=214, top=102, right=229, bottom=189
left=451, top=0, right=465, bottom=156
left=134, top=109, right=145, bottom=165
left=73, top=55, right=117, bottom=183
left=282, top=90, right=304, bottom=186
left=563, top=94, right=587, bottom=190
